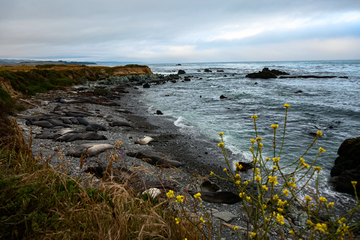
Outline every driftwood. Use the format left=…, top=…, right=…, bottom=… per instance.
left=19, top=99, right=40, bottom=108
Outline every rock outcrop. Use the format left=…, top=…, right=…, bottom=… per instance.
left=330, top=137, right=360, bottom=195
left=246, top=68, right=289, bottom=79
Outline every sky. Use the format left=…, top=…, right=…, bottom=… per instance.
left=1, top=0, right=360, bottom=63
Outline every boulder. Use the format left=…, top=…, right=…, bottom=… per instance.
left=143, top=83, right=150, bottom=88
left=246, top=68, right=289, bottom=79
left=330, top=137, right=360, bottom=195
left=178, top=70, right=186, bottom=74
left=204, top=69, right=212, bottom=72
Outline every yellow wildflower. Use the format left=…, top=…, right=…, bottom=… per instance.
left=194, top=192, right=201, bottom=200
left=317, top=130, right=323, bottom=136
left=273, top=157, right=280, bottom=163
left=307, top=220, right=314, bottom=226
left=175, top=218, right=180, bottom=224
left=276, top=213, right=285, bottom=225
left=250, top=232, right=256, bottom=238
left=239, top=192, right=245, bottom=198
left=305, top=195, right=312, bottom=202
left=351, top=181, right=358, bottom=186
left=235, top=174, right=241, bottom=179
left=273, top=165, right=278, bottom=170
left=256, top=137, right=263, bottom=141
left=255, top=175, right=262, bottom=181
left=289, top=230, right=295, bottom=235
left=289, top=182, right=297, bottom=189
left=315, top=223, right=327, bottom=232
left=234, top=226, right=238, bottom=231
left=218, top=142, right=224, bottom=147
left=283, top=189, right=289, bottom=196
left=259, top=143, right=263, bottom=148
left=319, top=196, right=327, bottom=203
left=250, top=139, right=256, bottom=143
left=166, top=190, right=175, bottom=198
left=235, top=180, right=241, bottom=185
left=223, top=168, right=227, bottom=172
left=313, top=166, right=322, bottom=171
left=200, top=217, right=205, bottom=223
left=272, top=194, right=279, bottom=201
left=243, top=180, right=249, bottom=186
left=268, top=176, right=278, bottom=185
left=218, top=132, right=224, bottom=137
left=328, top=202, right=334, bottom=208
left=251, top=115, right=258, bottom=119
left=263, top=204, right=267, bottom=209
left=271, top=124, right=279, bottom=129
left=284, top=103, right=290, bottom=108
left=303, top=163, right=310, bottom=168
left=176, top=195, right=184, bottom=203
left=277, top=208, right=284, bottom=213
left=210, top=171, right=214, bottom=176
left=266, top=157, right=271, bottom=161
left=262, top=185, right=269, bottom=191
left=319, top=147, right=326, bottom=153
left=246, top=196, right=251, bottom=202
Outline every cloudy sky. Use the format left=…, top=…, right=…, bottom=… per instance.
left=1, top=0, right=360, bottom=63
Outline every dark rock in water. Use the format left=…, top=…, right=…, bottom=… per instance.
left=330, top=137, right=360, bottom=195
left=178, top=70, right=186, bottom=74
left=246, top=67, right=289, bottom=79
left=204, top=69, right=212, bottom=72
left=156, top=110, right=163, bottom=115
left=280, top=75, right=337, bottom=79
left=254, top=82, right=258, bottom=85
left=143, top=83, right=150, bottom=88
left=170, top=80, right=177, bottom=83
left=217, top=70, right=224, bottom=72
left=294, top=90, right=303, bottom=93
left=220, top=95, right=227, bottom=99
left=176, top=63, right=181, bottom=66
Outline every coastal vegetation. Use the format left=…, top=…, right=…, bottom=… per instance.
left=0, top=66, right=359, bottom=239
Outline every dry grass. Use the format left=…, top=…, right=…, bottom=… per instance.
left=0, top=119, right=205, bottom=240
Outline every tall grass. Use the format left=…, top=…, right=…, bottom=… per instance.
left=0, top=119, right=199, bottom=240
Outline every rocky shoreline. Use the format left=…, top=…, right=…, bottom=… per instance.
left=14, top=72, right=359, bottom=239
left=15, top=77, right=265, bottom=239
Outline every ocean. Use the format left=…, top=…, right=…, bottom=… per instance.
left=139, top=60, right=360, bottom=212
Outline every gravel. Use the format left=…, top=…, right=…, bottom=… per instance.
left=15, top=85, right=297, bottom=240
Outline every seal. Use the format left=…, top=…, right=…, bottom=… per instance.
left=126, top=150, right=184, bottom=168
left=66, top=143, right=113, bottom=157
left=86, top=123, right=107, bottom=131
left=188, top=190, right=241, bottom=204
left=135, top=136, right=154, bottom=145
left=85, top=166, right=140, bottom=185
left=55, top=132, right=107, bottom=142
left=109, top=121, right=135, bottom=128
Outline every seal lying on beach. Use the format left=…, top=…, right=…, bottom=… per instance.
left=135, top=136, right=154, bottom=145
left=66, top=143, right=113, bottom=157
left=126, top=150, right=184, bottom=168
left=55, top=132, right=107, bottom=142
left=26, top=120, right=54, bottom=128
left=109, top=121, right=135, bottom=128
left=85, top=123, right=107, bottom=131
left=35, top=128, right=78, bottom=139
left=188, top=190, right=242, bottom=204
left=85, top=166, right=140, bottom=185
left=85, top=166, right=179, bottom=194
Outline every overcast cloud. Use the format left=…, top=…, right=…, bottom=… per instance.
left=1, top=0, right=360, bottom=63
